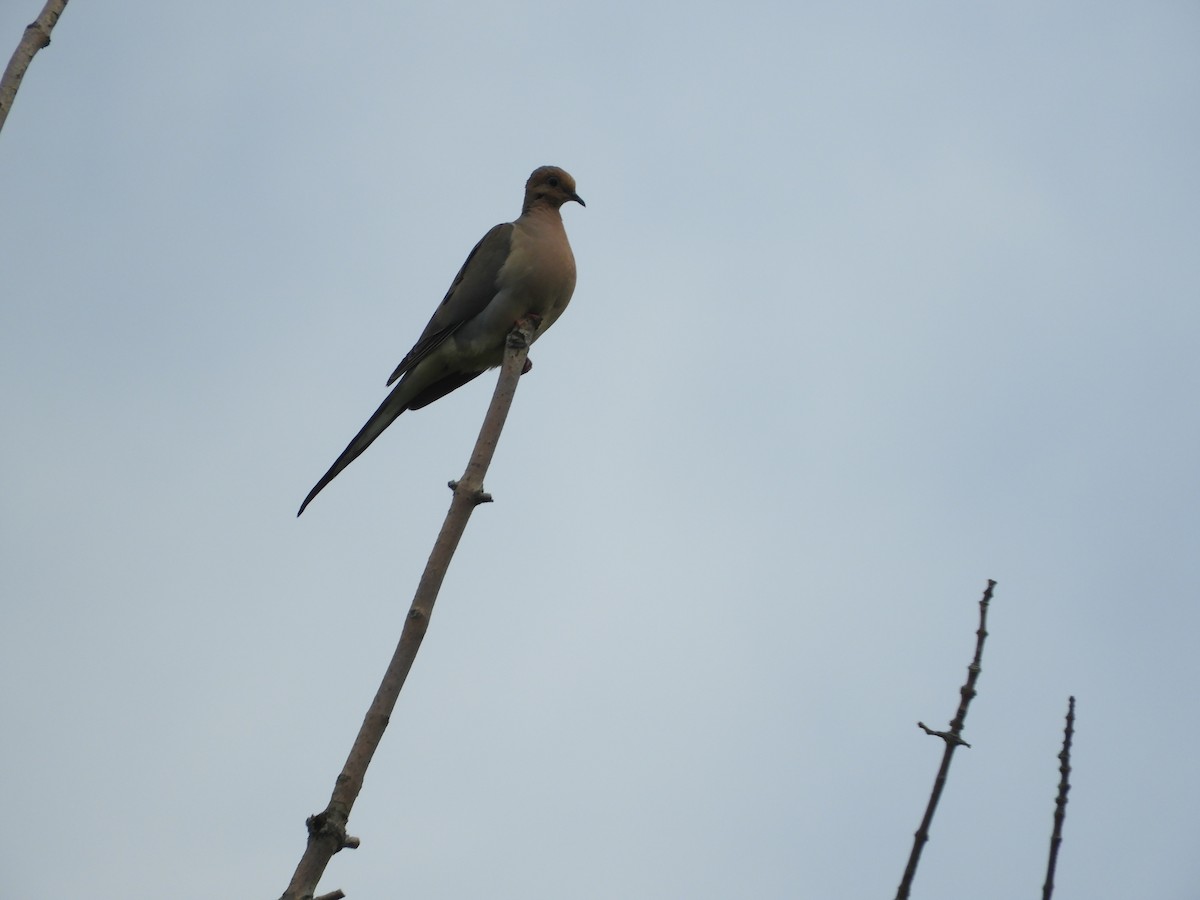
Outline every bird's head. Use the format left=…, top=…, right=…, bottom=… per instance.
left=524, top=166, right=585, bottom=212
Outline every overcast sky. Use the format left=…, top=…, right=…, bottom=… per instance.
left=2, top=2, right=1198, bottom=898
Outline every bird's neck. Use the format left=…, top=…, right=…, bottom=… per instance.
left=521, top=200, right=565, bottom=218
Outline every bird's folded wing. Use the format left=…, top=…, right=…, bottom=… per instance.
left=386, top=222, right=515, bottom=386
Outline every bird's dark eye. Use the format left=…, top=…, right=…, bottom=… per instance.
left=547, top=176, right=560, bottom=187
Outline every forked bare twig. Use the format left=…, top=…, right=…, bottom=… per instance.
left=894, top=579, right=996, bottom=900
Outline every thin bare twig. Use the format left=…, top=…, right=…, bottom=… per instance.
left=894, top=579, right=996, bottom=900
left=0, top=0, right=69, bottom=136
left=279, top=320, right=537, bottom=900
left=1042, top=696, right=1076, bottom=900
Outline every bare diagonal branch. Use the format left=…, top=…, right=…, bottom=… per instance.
left=0, top=0, right=69, bottom=136
left=1042, top=696, right=1076, bottom=900
left=278, top=319, right=537, bottom=900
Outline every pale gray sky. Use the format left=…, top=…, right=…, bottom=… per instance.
left=2, top=2, right=1198, bottom=898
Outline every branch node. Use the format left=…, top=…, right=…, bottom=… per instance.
left=304, top=809, right=358, bottom=852
left=26, top=24, right=51, bottom=50
left=916, top=721, right=971, bottom=748
left=314, top=891, right=347, bottom=900
left=446, top=479, right=494, bottom=505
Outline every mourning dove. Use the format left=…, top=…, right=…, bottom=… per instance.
left=298, top=165, right=584, bottom=516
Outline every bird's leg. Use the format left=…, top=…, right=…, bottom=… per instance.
left=509, top=314, right=541, bottom=375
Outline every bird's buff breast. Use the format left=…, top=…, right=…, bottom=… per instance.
left=460, top=220, right=576, bottom=357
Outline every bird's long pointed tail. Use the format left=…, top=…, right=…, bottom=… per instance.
left=297, top=389, right=410, bottom=516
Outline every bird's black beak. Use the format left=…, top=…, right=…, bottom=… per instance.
left=570, top=192, right=585, bottom=207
